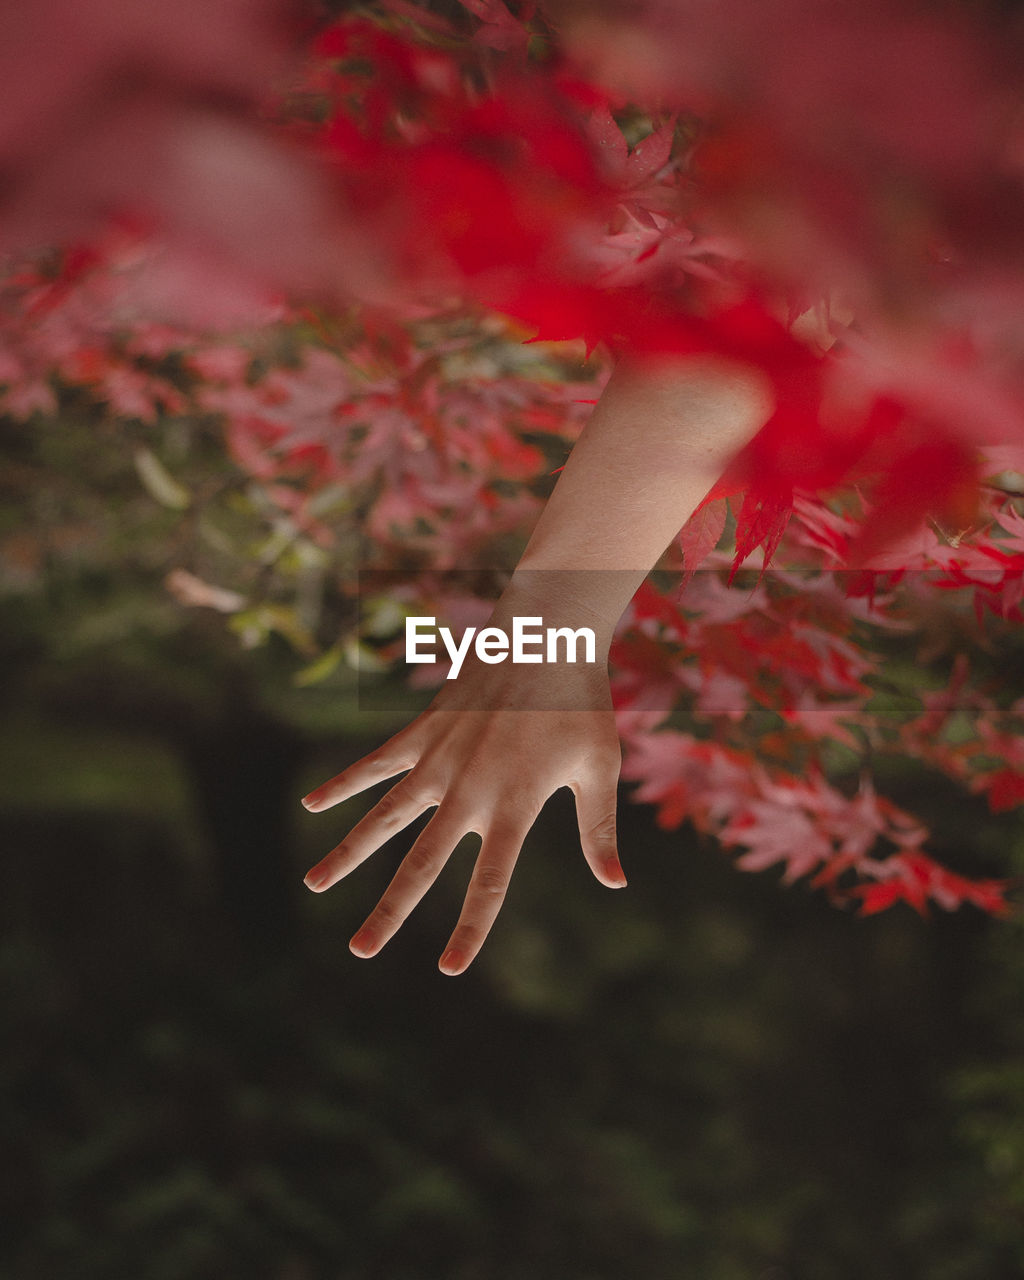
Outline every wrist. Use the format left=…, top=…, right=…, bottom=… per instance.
left=418, top=573, right=615, bottom=712
left=498, top=569, right=634, bottom=648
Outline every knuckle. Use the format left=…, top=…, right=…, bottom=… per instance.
left=487, top=820, right=523, bottom=847
left=403, top=839, right=438, bottom=878
left=587, top=812, right=618, bottom=847
left=329, top=840, right=353, bottom=865
left=475, top=864, right=509, bottom=898
left=440, top=784, right=477, bottom=824
left=445, top=768, right=481, bottom=809
left=451, top=922, right=484, bottom=953
left=373, top=787, right=406, bottom=824
left=371, top=897, right=403, bottom=928
left=357, top=752, right=386, bottom=778
left=439, top=779, right=467, bottom=811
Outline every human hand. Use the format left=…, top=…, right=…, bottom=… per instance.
left=301, top=655, right=625, bottom=976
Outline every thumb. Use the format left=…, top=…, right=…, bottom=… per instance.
left=572, top=779, right=626, bottom=888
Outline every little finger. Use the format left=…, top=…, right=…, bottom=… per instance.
left=301, top=739, right=418, bottom=812
left=304, top=777, right=437, bottom=891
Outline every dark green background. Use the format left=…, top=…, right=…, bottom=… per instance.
left=1, top=595, right=1022, bottom=1280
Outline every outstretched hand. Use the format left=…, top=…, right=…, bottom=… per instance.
left=300, top=359, right=774, bottom=974
left=301, top=655, right=624, bottom=976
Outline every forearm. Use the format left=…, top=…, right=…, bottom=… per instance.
left=503, top=354, right=774, bottom=635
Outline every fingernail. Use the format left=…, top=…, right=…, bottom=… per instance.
left=304, top=867, right=327, bottom=891
left=604, top=856, right=627, bottom=887
left=301, top=792, right=320, bottom=811
left=350, top=930, right=376, bottom=958
left=439, top=948, right=464, bottom=976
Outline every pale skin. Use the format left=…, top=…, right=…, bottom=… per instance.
left=301, top=355, right=775, bottom=974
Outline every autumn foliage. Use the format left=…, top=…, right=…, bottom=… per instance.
left=2, top=0, right=1023, bottom=916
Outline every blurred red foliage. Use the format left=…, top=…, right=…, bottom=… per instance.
left=2, top=0, right=1022, bottom=915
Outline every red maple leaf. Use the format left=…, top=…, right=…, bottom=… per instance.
left=986, top=769, right=1024, bottom=814
left=678, top=495, right=728, bottom=582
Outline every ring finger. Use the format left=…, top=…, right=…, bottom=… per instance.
left=350, top=808, right=472, bottom=957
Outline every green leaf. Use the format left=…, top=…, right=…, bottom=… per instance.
left=293, top=644, right=343, bottom=687
left=343, top=635, right=389, bottom=673
left=133, top=447, right=191, bottom=510
left=228, top=604, right=317, bottom=657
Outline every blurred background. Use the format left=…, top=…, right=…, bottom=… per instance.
left=1, top=398, right=1023, bottom=1280
left=3, top=0, right=1024, bottom=1275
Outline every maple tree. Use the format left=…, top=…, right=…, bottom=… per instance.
left=2, top=0, right=1023, bottom=918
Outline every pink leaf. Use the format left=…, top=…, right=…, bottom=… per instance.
left=625, top=120, right=675, bottom=185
